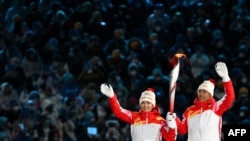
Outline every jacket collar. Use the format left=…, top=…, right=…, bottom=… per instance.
left=139, top=105, right=161, bottom=120
left=194, top=97, right=215, bottom=108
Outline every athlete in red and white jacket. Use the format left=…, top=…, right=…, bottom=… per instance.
left=174, top=62, right=235, bottom=141
left=100, top=84, right=177, bottom=141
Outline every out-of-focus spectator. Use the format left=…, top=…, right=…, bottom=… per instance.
left=127, top=53, right=145, bottom=75
left=227, top=19, right=249, bottom=50
left=37, top=0, right=51, bottom=21
left=110, top=4, right=132, bottom=35
left=169, top=10, right=188, bottom=37
left=0, top=116, right=11, bottom=140
left=20, top=47, right=43, bottom=79
left=194, top=18, right=213, bottom=48
left=96, top=97, right=108, bottom=125
left=0, top=35, right=23, bottom=66
left=25, top=1, right=43, bottom=29
left=0, top=82, right=20, bottom=113
left=146, top=67, right=169, bottom=106
left=17, top=30, right=37, bottom=55
left=126, top=37, right=145, bottom=59
left=149, top=20, right=173, bottom=47
left=60, top=72, right=81, bottom=98
left=236, top=106, right=250, bottom=125
left=168, top=34, right=191, bottom=60
left=82, top=101, right=97, bottom=127
left=41, top=38, right=60, bottom=65
left=143, top=32, right=168, bottom=74
left=42, top=1, right=64, bottom=27
left=79, top=82, right=99, bottom=105
left=104, top=119, right=122, bottom=141
left=105, top=49, right=128, bottom=78
left=87, top=10, right=110, bottom=44
left=40, top=99, right=60, bottom=136
left=106, top=71, right=129, bottom=103
left=189, top=44, right=214, bottom=79
left=124, top=61, right=146, bottom=98
left=8, top=14, right=29, bottom=43
left=125, top=0, right=153, bottom=39
left=48, top=9, right=73, bottom=42
left=84, top=35, right=106, bottom=61
left=209, top=2, right=228, bottom=31
left=1, top=56, right=26, bottom=92
left=58, top=110, right=78, bottom=141
left=185, top=26, right=200, bottom=48
left=19, top=89, right=40, bottom=109
left=103, top=28, right=129, bottom=56
left=230, top=0, right=250, bottom=22
left=0, top=14, right=8, bottom=38
left=190, top=2, right=209, bottom=27
left=91, top=0, right=109, bottom=21
left=70, top=1, right=92, bottom=30
left=77, top=56, right=106, bottom=87
left=232, top=86, right=250, bottom=112
left=231, top=44, right=250, bottom=72
left=63, top=29, right=87, bottom=77
left=208, top=35, right=234, bottom=63
left=113, top=83, right=130, bottom=110
left=4, top=0, right=28, bottom=31
left=238, top=36, right=250, bottom=55
left=147, top=3, right=171, bottom=31
left=72, top=21, right=84, bottom=33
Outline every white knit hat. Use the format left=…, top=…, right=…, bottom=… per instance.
left=139, top=88, right=156, bottom=107
left=197, top=79, right=215, bottom=96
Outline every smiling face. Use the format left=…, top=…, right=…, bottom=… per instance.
left=139, top=101, right=154, bottom=112
left=197, top=89, right=212, bottom=101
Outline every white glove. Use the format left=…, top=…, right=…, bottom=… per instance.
left=215, top=62, right=230, bottom=82
left=100, top=83, right=114, bottom=98
left=166, top=112, right=176, bottom=129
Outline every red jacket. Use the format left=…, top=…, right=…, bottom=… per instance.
left=108, top=94, right=176, bottom=141
left=176, top=80, right=235, bottom=141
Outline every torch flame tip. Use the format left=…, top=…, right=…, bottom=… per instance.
left=174, top=53, right=186, bottom=58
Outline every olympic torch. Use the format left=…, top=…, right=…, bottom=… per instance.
left=169, top=53, right=186, bottom=113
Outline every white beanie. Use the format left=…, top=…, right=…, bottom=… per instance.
left=197, top=79, right=215, bottom=96
left=139, top=88, right=156, bottom=107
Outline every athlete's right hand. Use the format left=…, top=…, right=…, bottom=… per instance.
left=166, top=112, right=177, bottom=129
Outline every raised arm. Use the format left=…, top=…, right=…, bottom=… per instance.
left=100, top=83, right=133, bottom=123
left=214, top=62, right=235, bottom=115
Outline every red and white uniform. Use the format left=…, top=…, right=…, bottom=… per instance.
left=108, top=94, right=176, bottom=141
left=176, top=80, right=235, bottom=141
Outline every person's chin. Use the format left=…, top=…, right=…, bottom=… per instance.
left=198, top=98, right=206, bottom=101
left=142, top=109, right=151, bottom=112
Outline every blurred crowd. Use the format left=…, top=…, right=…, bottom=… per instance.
left=0, top=0, right=249, bottom=141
